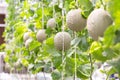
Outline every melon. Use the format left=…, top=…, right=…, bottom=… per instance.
left=36, top=29, right=47, bottom=42
left=23, top=32, right=30, bottom=42
left=47, top=18, right=56, bottom=29
left=54, top=32, right=71, bottom=51
left=66, top=9, right=86, bottom=32
left=25, top=38, right=32, bottom=48
left=87, top=9, right=113, bottom=40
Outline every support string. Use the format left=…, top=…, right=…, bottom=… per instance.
left=61, top=1, right=65, bottom=32
left=42, top=0, right=44, bottom=29
left=74, top=0, right=78, bottom=79
left=41, top=0, right=46, bottom=80
left=75, top=0, right=78, bottom=8
left=74, top=32, right=77, bottom=80
left=52, top=4, right=55, bottom=19
left=51, top=2, right=55, bottom=73
left=60, top=0, right=65, bottom=80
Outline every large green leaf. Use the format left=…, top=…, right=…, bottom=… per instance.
left=78, top=0, right=94, bottom=18
left=65, top=57, right=75, bottom=76
left=51, top=70, right=61, bottom=80
left=103, top=26, right=115, bottom=47
left=89, top=41, right=102, bottom=54
left=109, top=57, right=120, bottom=74
left=52, top=56, right=62, bottom=68
left=90, top=41, right=117, bottom=61
left=77, top=64, right=91, bottom=79
left=29, top=40, right=41, bottom=51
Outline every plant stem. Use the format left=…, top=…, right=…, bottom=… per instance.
left=62, top=51, right=65, bottom=80
left=61, top=0, right=65, bottom=79
left=43, top=71, right=46, bottom=80
left=106, top=74, right=109, bottom=80
left=89, top=53, right=93, bottom=80
left=74, top=32, right=77, bottom=80
left=100, top=0, right=106, bottom=10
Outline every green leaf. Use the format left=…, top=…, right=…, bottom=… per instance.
left=29, top=40, right=41, bottom=51
left=35, top=21, right=42, bottom=29
left=78, top=36, right=89, bottom=51
left=45, top=28, right=53, bottom=36
left=89, top=41, right=102, bottom=53
left=44, top=36, right=60, bottom=56
left=78, top=0, right=94, bottom=18
left=109, top=0, right=120, bottom=26
left=78, top=53, right=90, bottom=64
left=46, top=36, right=54, bottom=46
left=34, top=62, right=44, bottom=68
left=31, top=62, right=45, bottom=74
left=36, top=8, right=42, bottom=17
left=51, top=70, right=61, bottom=80
left=54, top=5, right=62, bottom=12
left=103, top=26, right=115, bottom=47
left=114, top=30, right=120, bottom=44
left=109, top=57, right=120, bottom=74
left=65, top=57, right=75, bottom=75
left=21, top=58, right=29, bottom=67
left=44, top=8, right=51, bottom=16
left=90, top=42, right=112, bottom=61
left=14, top=22, right=27, bottom=37
left=71, top=37, right=81, bottom=46
left=102, top=48, right=118, bottom=60
left=44, top=62, right=51, bottom=73
left=77, top=64, right=91, bottom=79
left=52, top=56, right=62, bottom=68
left=69, top=1, right=76, bottom=9
left=106, top=67, right=116, bottom=77
left=28, top=23, right=35, bottom=31
left=113, top=43, right=120, bottom=53
left=29, top=8, right=35, bottom=16
left=4, top=55, right=9, bottom=62
left=23, top=0, right=30, bottom=10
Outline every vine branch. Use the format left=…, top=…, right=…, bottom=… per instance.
left=89, top=53, right=93, bottom=80
left=100, top=0, right=106, bottom=10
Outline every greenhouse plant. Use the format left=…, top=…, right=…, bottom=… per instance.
left=0, top=0, right=120, bottom=80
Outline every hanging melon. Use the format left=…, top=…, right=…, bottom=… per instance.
left=54, top=32, right=71, bottom=51
left=66, top=9, right=86, bottom=32
left=47, top=18, right=56, bottom=29
left=36, top=29, right=47, bottom=42
left=87, top=9, right=113, bottom=40
left=23, top=32, right=31, bottom=42
left=25, top=38, right=32, bottom=48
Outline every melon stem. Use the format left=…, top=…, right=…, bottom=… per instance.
left=100, top=0, right=106, bottom=10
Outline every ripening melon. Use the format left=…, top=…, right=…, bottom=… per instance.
left=25, top=38, right=32, bottom=48
left=47, top=18, right=56, bottom=29
left=87, top=9, right=113, bottom=40
left=23, top=32, right=30, bottom=42
left=66, top=9, right=86, bottom=32
left=54, top=32, right=71, bottom=51
left=36, top=29, right=47, bottom=42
